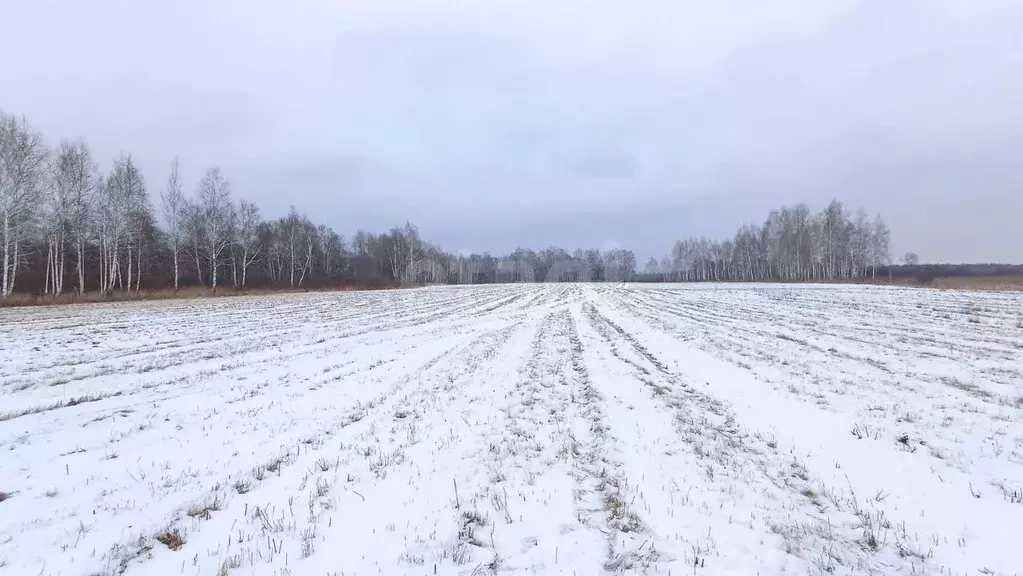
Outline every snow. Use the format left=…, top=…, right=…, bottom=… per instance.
left=1, top=283, right=1021, bottom=576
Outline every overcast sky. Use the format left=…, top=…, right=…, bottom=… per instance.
left=2, top=0, right=1021, bottom=263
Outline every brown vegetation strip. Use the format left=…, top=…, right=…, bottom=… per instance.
left=0, top=284, right=409, bottom=308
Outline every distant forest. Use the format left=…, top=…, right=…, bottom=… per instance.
left=1, top=111, right=1018, bottom=299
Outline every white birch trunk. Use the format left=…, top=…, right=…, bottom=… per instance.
left=172, top=240, right=179, bottom=290
left=135, top=234, right=142, bottom=292
left=126, top=242, right=133, bottom=293
left=44, top=240, right=53, bottom=295
left=241, top=247, right=248, bottom=288
left=1, top=213, right=11, bottom=298
left=76, top=239, right=85, bottom=295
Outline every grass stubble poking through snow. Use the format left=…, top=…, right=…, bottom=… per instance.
left=0, top=283, right=1020, bottom=576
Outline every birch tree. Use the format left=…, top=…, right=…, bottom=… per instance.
left=53, top=139, right=97, bottom=295
left=121, top=159, right=149, bottom=292
left=233, top=199, right=261, bottom=288
left=0, top=113, right=47, bottom=298
left=196, top=166, right=232, bottom=292
left=404, top=221, right=420, bottom=284
left=45, top=140, right=97, bottom=296
left=870, top=215, right=891, bottom=278
left=96, top=156, right=144, bottom=293
left=42, top=157, right=69, bottom=295
left=96, top=164, right=125, bottom=293
left=317, top=224, right=338, bottom=278
left=160, top=156, right=185, bottom=290
left=297, top=219, right=316, bottom=286
left=280, top=206, right=305, bottom=287
left=182, top=199, right=204, bottom=285
left=260, top=220, right=286, bottom=284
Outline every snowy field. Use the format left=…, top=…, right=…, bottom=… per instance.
left=1, top=284, right=1021, bottom=576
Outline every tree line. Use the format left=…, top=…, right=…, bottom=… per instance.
left=1, top=110, right=900, bottom=299
left=656, top=201, right=892, bottom=282
left=0, top=111, right=453, bottom=297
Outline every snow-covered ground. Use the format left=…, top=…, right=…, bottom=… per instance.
left=1, top=284, right=1021, bottom=576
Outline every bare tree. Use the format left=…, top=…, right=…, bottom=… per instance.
left=404, top=221, right=420, bottom=285
left=644, top=257, right=660, bottom=275
left=849, top=208, right=871, bottom=278
left=298, top=219, right=317, bottom=286
left=161, top=156, right=185, bottom=290
left=317, top=224, right=339, bottom=278
left=96, top=156, right=144, bottom=294
left=603, top=248, right=636, bottom=282
left=870, top=214, right=891, bottom=278
left=42, top=156, right=68, bottom=295
left=121, top=159, right=149, bottom=292
left=196, top=166, right=233, bottom=292
left=233, top=199, right=261, bottom=288
left=182, top=199, right=205, bottom=286
left=96, top=164, right=124, bottom=294
left=282, top=206, right=302, bottom=286
left=260, top=220, right=285, bottom=284
left=52, top=139, right=97, bottom=295
left=44, top=140, right=98, bottom=296
left=0, top=113, right=48, bottom=298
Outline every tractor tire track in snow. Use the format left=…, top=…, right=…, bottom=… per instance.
left=562, top=309, right=661, bottom=572
left=580, top=300, right=926, bottom=575
left=113, top=318, right=530, bottom=576
left=590, top=287, right=1022, bottom=576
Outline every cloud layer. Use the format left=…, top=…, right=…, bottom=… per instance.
left=3, top=0, right=1021, bottom=262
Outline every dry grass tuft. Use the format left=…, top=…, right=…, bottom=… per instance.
left=0, top=392, right=124, bottom=422
left=603, top=493, right=644, bottom=533
left=155, top=529, right=184, bottom=550
left=185, top=494, right=222, bottom=520
left=940, top=376, right=994, bottom=399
